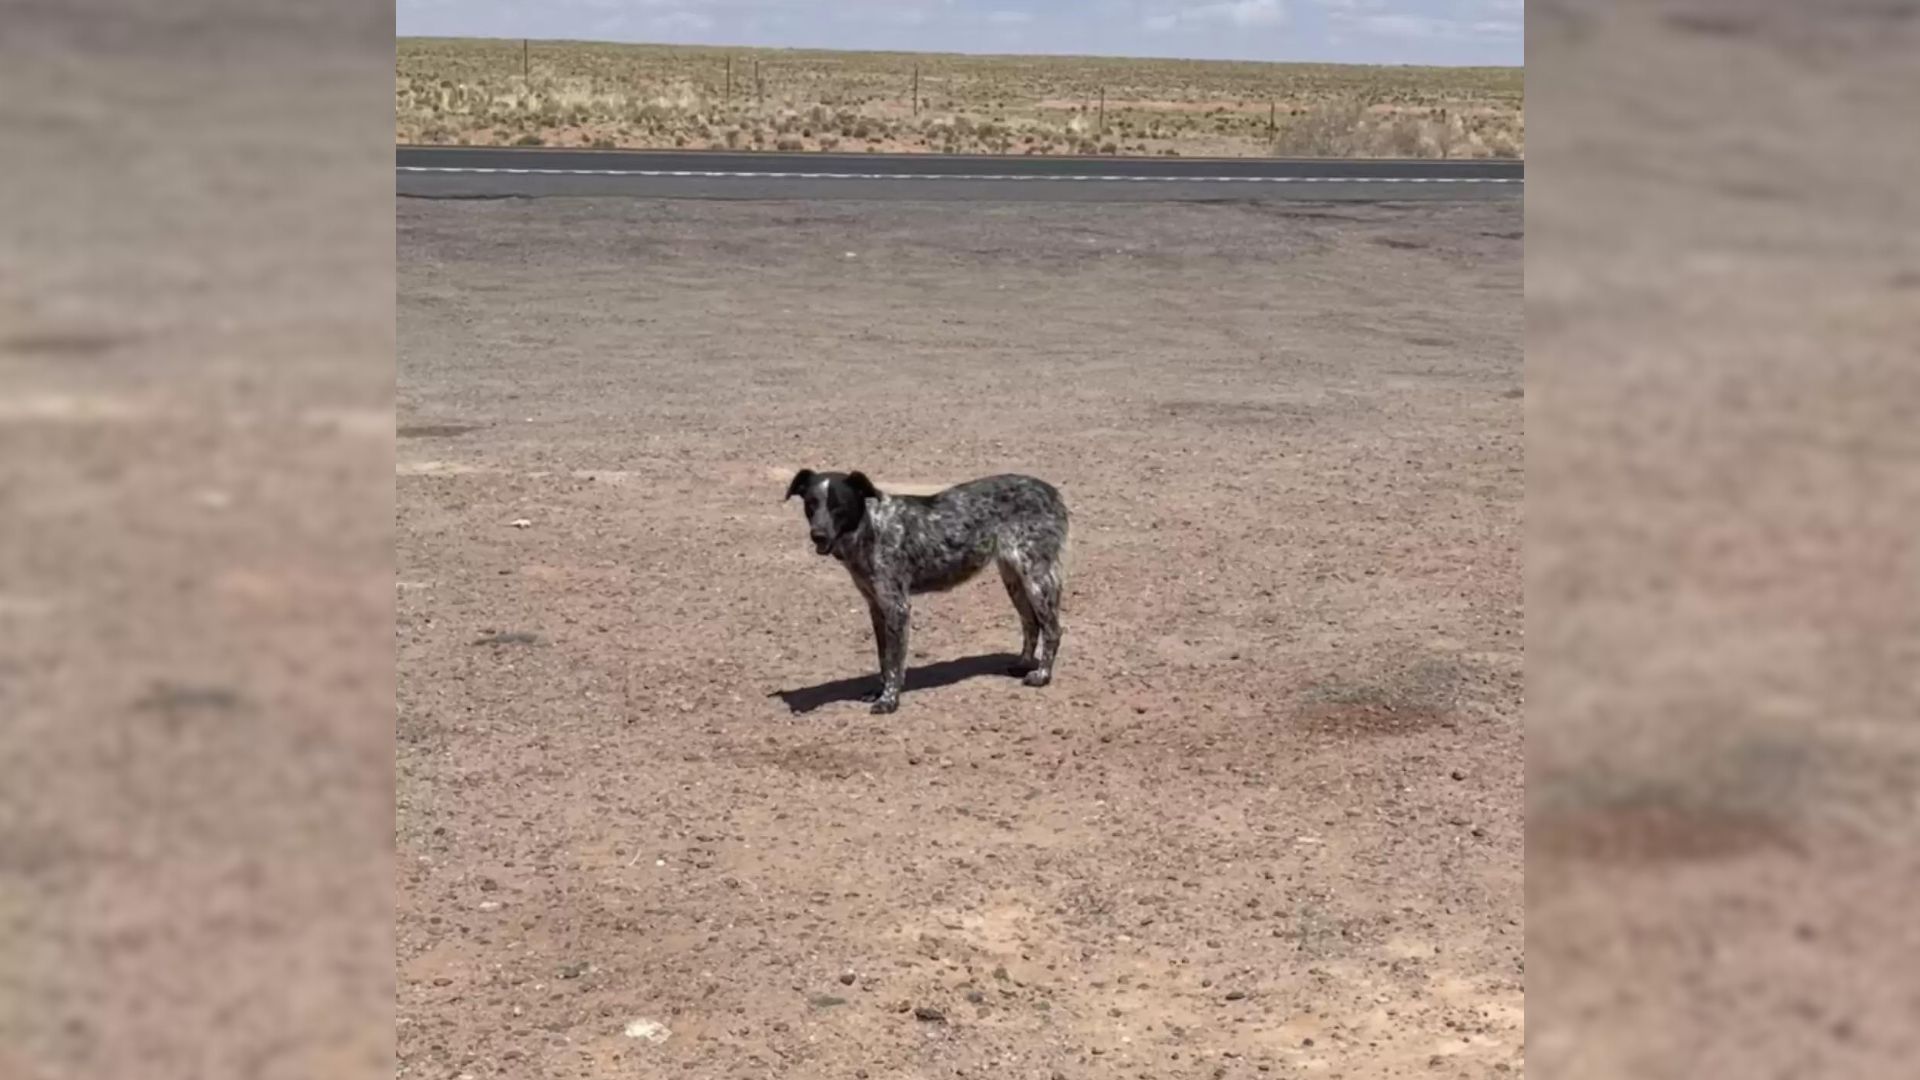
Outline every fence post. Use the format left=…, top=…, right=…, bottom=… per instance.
left=726, top=56, right=732, bottom=104
left=1098, top=87, right=1105, bottom=138
left=912, top=65, right=919, bottom=116
left=522, top=39, right=529, bottom=80
left=755, top=59, right=763, bottom=107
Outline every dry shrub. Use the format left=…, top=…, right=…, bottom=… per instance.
left=1271, top=97, right=1368, bottom=156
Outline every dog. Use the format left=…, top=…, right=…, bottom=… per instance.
left=785, top=469, right=1068, bottom=714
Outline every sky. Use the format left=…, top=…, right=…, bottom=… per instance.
left=395, top=0, right=1524, bottom=67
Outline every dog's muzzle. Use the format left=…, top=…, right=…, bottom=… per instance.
left=810, top=533, right=831, bottom=555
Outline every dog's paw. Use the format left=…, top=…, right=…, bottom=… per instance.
left=1021, top=670, right=1052, bottom=688
left=869, top=697, right=899, bottom=716
left=860, top=686, right=882, bottom=704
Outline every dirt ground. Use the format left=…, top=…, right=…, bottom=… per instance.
left=1528, top=2, right=1920, bottom=1077
left=1, top=3, right=393, bottom=1079
left=397, top=197, right=1521, bottom=1078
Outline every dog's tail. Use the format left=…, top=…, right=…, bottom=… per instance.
left=1055, top=495, right=1072, bottom=586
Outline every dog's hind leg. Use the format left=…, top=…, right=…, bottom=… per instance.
left=1012, top=554, right=1064, bottom=688
left=997, top=558, right=1041, bottom=675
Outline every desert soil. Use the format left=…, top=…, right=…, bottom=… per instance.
left=1527, top=1, right=1920, bottom=1077
left=1, top=3, right=393, bottom=1080
left=398, top=196, right=1522, bottom=1078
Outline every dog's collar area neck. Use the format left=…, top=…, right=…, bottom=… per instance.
left=831, top=519, right=876, bottom=562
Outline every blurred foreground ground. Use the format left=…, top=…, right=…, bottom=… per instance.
left=0, top=2, right=392, bottom=1077
left=1528, top=1, right=1920, bottom=1076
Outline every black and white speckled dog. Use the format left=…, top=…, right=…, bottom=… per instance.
left=786, top=469, right=1069, bottom=714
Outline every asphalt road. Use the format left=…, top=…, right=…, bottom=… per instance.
left=397, top=146, right=1523, bottom=202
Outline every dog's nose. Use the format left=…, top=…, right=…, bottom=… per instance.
left=810, top=532, right=828, bottom=546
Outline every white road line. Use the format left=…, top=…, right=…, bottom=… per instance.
left=396, top=165, right=1522, bottom=184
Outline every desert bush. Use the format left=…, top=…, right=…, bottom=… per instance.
left=1271, top=97, right=1367, bottom=156
left=1377, top=115, right=1425, bottom=157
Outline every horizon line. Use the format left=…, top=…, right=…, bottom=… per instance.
left=397, top=34, right=1525, bottom=71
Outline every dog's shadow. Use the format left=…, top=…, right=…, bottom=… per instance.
left=770, top=652, right=1025, bottom=714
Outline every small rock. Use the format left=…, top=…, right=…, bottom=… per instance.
left=992, top=966, right=1010, bottom=981
left=559, top=961, right=587, bottom=979
left=839, top=972, right=858, bottom=985
left=967, top=991, right=986, bottom=1004
left=807, top=994, right=847, bottom=1008
left=510, top=518, right=532, bottom=528
left=623, top=1017, right=671, bottom=1042
left=913, top=1006, right=947, bottom=1023
left=1225, top=990, right=1247, bottom=1001
left=1450, top=769, right=1466, bottom=781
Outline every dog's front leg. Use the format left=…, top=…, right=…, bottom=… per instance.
left=871, top=597, right=910, bottom=715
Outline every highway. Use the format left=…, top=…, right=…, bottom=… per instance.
left=397, top=146, right=1523, bottom=202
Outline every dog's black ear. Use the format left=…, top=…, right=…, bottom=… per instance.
left=846, top=471, right=880, bottom=500
left=785, top=469, right=814, bottom=501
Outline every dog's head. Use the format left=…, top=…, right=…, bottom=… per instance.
left=785, top=468, right=880, bottom=557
